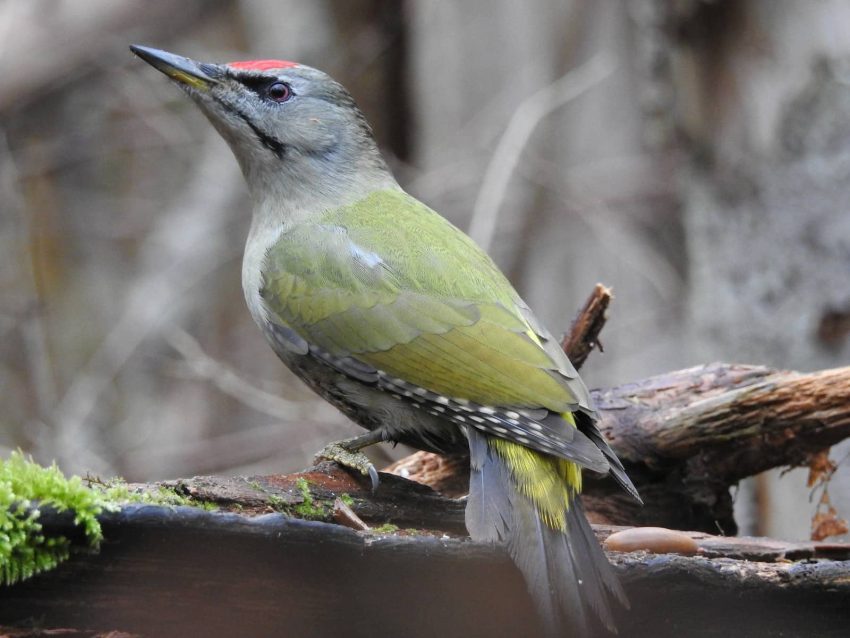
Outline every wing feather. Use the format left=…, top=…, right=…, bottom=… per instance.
left=260, top=189, right=614, bottom=470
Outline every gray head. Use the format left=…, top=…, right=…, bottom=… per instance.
left=130, top=45, right=393, bottom=204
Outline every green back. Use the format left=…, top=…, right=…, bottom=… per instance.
left=261, top=189, right=582, bottom=412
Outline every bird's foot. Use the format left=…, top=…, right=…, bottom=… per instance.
left=314, top=439, right=380, bottom=492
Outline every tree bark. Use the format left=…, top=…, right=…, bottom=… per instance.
left=2, top=504, right=848, bottom=638
left=4, top=288, right=850, bottom=637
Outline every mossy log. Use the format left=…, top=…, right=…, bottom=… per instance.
left=0, top=502, right=848, bottom=638
left=1, top=365, right=849, bottom=637
left=3, top=285, right=850, bottom=636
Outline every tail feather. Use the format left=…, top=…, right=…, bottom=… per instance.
left=467, top=428, right=625, bottom=637
left=534, top=511, right=591, bottom=636
left=577, top=415, right=643, bottom=504
left=565, top=498, right=628, bottom=614
left=466, top=427, right=510, bottom=542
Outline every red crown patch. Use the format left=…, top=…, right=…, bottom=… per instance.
left=227, top=59, right=298, bottom=72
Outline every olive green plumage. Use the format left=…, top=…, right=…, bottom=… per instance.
left=262, top=189, right=581, bottom=412
left=131, top=45, right=641, bottom=638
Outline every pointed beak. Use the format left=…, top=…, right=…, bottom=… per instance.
left=130, top=45, right=220, bottom=91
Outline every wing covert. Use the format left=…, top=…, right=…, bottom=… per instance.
left=259, top=189, right=605, bottom=467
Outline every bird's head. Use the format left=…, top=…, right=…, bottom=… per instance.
left=130, top=45, right=391, bottom=204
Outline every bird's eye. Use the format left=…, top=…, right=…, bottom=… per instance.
left=267, top=82, right=292, bottom=103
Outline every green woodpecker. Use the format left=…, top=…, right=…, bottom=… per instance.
left=131, top=45, right=641, bottom=636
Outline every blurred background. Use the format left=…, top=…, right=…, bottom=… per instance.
left=1, top=0, right=849, bottom=541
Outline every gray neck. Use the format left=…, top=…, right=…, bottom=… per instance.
left=240, top=146, right=399, bottom=327
left=245, top=147, right=398, bottom=228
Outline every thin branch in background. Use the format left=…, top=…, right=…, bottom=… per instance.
left=162, top=325, right=355, bottom=475
left=467, top=55, right=615, bottom=251
left=518, top=154, right=685, bottom=304
left=48, top=132, right=243, bottom=475
left=165, top=326, right=304, bottom=420
left=0, top=0, right=211, bottom=110
left=398, top=156, right=482, bottom=203
left=122, top=420, right=342, bottom=478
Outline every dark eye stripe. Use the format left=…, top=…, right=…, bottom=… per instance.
left=233, top=74, right=293, bottom=103
left=233, top=72, right=276, bottom=88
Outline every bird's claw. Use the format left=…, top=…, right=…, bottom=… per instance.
left=367, top=464, right=380, bottom=492
left=315, top=441, right=380, bottom=492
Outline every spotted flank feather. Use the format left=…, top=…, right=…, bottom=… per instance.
left=377, top=373, right=609, bottom=474
left=300, top=337, right=610, bottom=473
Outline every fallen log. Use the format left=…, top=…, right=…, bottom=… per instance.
left=1, top=504, right=848, bottom=638
left=2, top=285, right=849, bottom=637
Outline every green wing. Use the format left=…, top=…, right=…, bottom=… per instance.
left=261, top=189, right=604, bottom=468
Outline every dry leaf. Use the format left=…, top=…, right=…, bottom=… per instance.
left=811, top=490, right=849, bottom=541
left=806, top=449, right=835, bottom=488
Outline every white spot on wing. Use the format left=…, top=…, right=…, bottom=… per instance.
left=349, top=243, right=384, bottom=269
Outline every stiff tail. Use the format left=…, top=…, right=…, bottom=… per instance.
left=466, top=429, right=627, bottom=637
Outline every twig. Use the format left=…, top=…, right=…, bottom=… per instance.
left=49, top=133, right=243, bottom=475
left=165, top=327, right=304, bottom=420
left=467, top=55, right=614, bottom=250
left=561, top=283, right=612, bottom=369
left=333, top=497, right=370, bottom=531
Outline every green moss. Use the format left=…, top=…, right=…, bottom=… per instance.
left=267, top=493, right=286, bottom=510
left=0, top=451, right=111, bottom=586
left=90, top=479, right=194, bottom=508
left=292, top=477, right=329, bottom=520
left=0, top=453, right=223, bottom=586
left=372, top=523, right=399, bottom=534
left=338, top=493, right=354, bottom=507
left=295, top=477, right=310, bottom=498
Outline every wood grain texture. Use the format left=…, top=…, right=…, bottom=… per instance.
left=2, top=504, right=848, bottom=638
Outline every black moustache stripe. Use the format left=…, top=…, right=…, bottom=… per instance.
left=211, top=95, right=287, bottom=159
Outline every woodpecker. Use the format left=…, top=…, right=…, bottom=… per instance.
left=131, top=45, right=641, bottom=637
